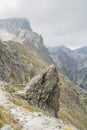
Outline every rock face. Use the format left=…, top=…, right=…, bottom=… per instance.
left=48, top=46, right=87, bottom=90
left=24, top=65, right=60, bottom=117
left=23, top=33, right=53, bottom=65
left=0, top=40, right=45, bottom=84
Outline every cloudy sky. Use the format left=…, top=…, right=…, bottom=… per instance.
left=0, top=0, right=87, bottom=49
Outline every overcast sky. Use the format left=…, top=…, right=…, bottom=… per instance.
left=0, top=0, right=87, bottom=49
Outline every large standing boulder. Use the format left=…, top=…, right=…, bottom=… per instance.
left=24, top=65, right=60, bottom=117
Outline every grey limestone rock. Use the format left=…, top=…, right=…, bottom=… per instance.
left=24, top=65, right=60, bottom=117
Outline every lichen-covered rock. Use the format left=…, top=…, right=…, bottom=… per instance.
left=24, top=65, right=60, bottom=117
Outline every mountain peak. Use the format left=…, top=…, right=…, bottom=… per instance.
left=73, top=46, right=87, bottom=54
left=0, top=18, right=32, bottom=34
left=48, top=45, right=71, bottom=55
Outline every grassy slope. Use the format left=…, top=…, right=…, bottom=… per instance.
left=58, top=72, right=87, bottom=130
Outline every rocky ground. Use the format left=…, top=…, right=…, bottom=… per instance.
left=0, top=81, right=78, bottom=130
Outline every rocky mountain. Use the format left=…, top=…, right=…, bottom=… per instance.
left=48, top=46, right=87, bottom=90
left=0, top=40, right=45, bottom=84
left=0, top=18, right=87, bottom=130
left=0, top=18, right=53, bottom=66
left=73, top=46, right=87, bottom=54
left=0, top=18, right=32, bottom=34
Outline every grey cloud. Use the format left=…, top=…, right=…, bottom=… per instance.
left=0, top=0, right=87, bottom=48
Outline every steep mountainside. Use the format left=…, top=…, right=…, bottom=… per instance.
left=0, top=18, right=87, bottom=130
left=58, top=72, right=87, bottom=130
left=0, top=40, right=45, bottom=84
left=48, top=46, right=87, bottom=90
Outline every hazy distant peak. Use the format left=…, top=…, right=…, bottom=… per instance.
left=73, top=46, right=87, bottom=54
left=0, top=18, right=32, bottom=34
left=48, top=45, right=71, bottom=54
left=57, top=45, right=71, bottom=51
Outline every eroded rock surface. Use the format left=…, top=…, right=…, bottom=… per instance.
left=24, top=65, right=60, bottom=117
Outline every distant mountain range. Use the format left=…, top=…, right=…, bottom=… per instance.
left=48, top=45, right=87, bottom=90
